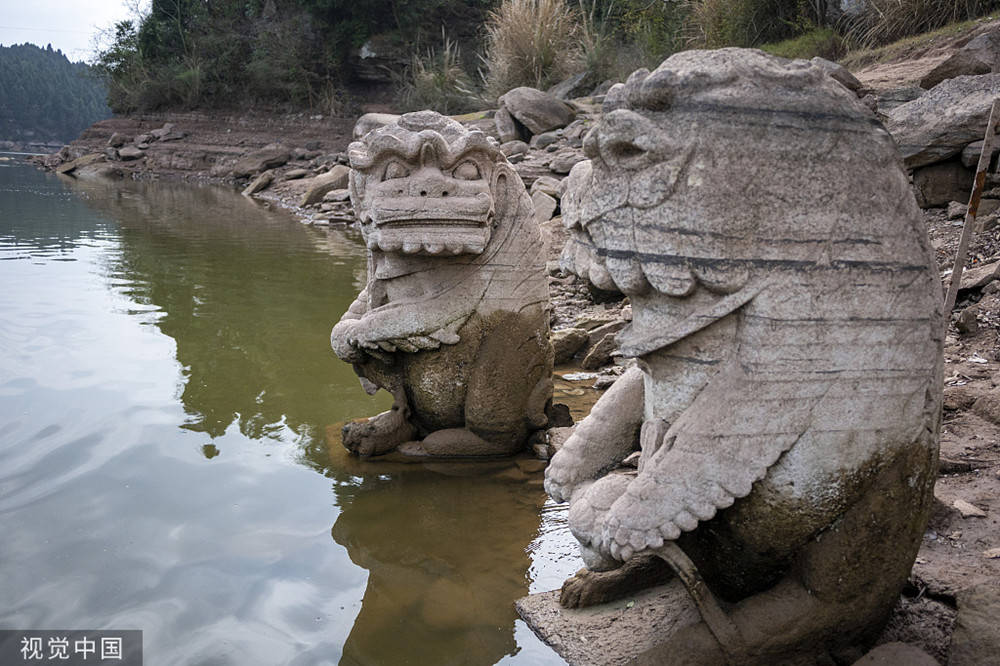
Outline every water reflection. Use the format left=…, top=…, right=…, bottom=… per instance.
left=67, top=175, right=388, bottom=448
left=0, top=163, right=581, bottom=664
left=327, top=451, right=549, bottom=665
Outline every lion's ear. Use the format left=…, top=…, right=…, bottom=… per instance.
left=490, top=162, right=520, bottom=227
left=348, top=171, right=364, bottom=211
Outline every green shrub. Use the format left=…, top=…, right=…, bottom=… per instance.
left=482, top=0, right=584, bottom=97
left=843, top=0, right=1000, bottom=49
left=761, top=26, right=844, bottom=60
left=616, top=0, right=688, bottom=65
left=575, top=0, right=671, bottom=82
left=397, top=33, right=483, bottom=114
left=683, top=0, right=803, bottom=48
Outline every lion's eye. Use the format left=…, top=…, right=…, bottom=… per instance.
left=383, top=161, right=410, bottom=181
left=453, top=161, right=481, bottom=180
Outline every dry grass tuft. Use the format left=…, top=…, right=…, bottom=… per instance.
left=397, top=33, right=483, bottom=115
left=481, top=0, right=584, bottom=98
left=843, top=0, right=999, bottom=49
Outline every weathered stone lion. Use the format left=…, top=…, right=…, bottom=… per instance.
left=331, top=111, right=553, bottom=457
left=544, top=49, right=943, bottom=663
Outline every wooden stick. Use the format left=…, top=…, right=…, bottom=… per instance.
left=944, top=98, right=1000, bottom=319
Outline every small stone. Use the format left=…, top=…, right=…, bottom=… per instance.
left=621, top=451, right=641, bottom=468
left=547, top=403, right=573, bottom=429
left=532, top=190, right=558, bottom=224
left=107, top=132, right=128, bottom=148
left=621, top=304, right=633, bottom=322
left=550, top=151, right=586, bottom=174
left=551, top=327, right=589, bottom=364
left=573, top=312, right=621, bottom=330
left=323, top=188, right=351, bottom=202
left=983, top=548, right=1000, bottom=558
left=580, top=332, right=617, bottom=370
left=530, top=175, right=563, bottom=199
left=959, top=261, right=1000, bottom=291
left=593, top=374, right=616, bottom=390
left=546, top=426, right=574, bottom=452
left=241, top=170, right=273, bottom=196
left=231, top=144, right=290, bottom=178
left=971, top=387, right=1000, bottom=425
left=955, top=306, right=978, bottom=335
left=587, top=320, right=626, bottom=347
left=948, top=201, right=968, bottom=219
left=500, top=140, right=529, bottom=157
left=980, top=199, right=1000, bottom=217
left=531, top=132, right=561, bottom=149
left=282, top=168, right=309, bottom=180
left=953, top=498, right=986, bottom=518
left=533, top=443, right=551, bottom=460
left=298, top=165, right=350, bottom=206
left=117, top=145, right=145, bottom=161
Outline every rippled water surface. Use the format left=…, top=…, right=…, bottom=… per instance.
left=0, top=160, right=583, bottom=665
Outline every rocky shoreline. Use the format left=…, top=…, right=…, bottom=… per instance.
left=32, top=29, right=1000, bottom=662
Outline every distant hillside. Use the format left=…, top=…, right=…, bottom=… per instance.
left=0, top=43, right=111, bottom=145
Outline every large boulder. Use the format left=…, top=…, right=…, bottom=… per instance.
left=912, top=159, right=974, bottom=208
left=498, top=87, right=576, bottom=136
left=886, top=74, right=1000, bottom=169
left=921, top=30, right=1000, bottom=90
left=231, top=144, right=290, bottom=178
left=494, top=106, right=520, bottom=143
left=547, top=71, right=596, bottom=100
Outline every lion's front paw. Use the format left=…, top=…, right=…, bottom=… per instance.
left=544, top=448, right=587, bottom=503
left=331, top=319, right=365, bottom=363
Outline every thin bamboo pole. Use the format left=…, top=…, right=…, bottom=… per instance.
left=943, top=98, right=1000, bottom=321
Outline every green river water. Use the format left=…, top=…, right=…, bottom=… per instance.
left=0, top=158, right=588, bottom=665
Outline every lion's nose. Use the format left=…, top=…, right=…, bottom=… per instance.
left=408, top=168, right=451, bottom=198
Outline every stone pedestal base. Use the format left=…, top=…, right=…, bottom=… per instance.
left=515, top=580, right=700, bottom=666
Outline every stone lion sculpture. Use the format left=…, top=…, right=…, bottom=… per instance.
left=544, top=49, right=943, bottom=663
left=331, top=111, right=553, bottom=457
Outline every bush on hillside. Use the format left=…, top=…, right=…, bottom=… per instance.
left=482, top=0, right=584, bottom=98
